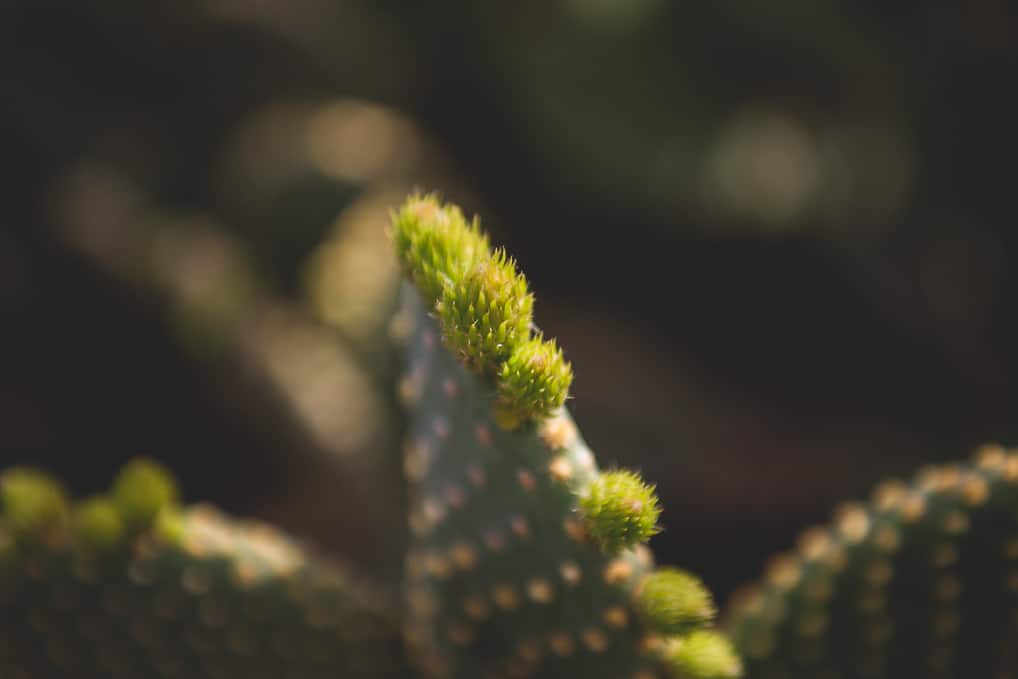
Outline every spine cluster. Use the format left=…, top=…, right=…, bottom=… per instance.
left=393, top=194, right=571, bottom=430
left=393, top=194, right=740, bottom=678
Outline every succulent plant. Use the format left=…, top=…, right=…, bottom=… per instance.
left=0, top=460, right=404, bottom=679
left=394, top=193, right=735, bottom=679
left=4, top=193, right=1017, bottom=679
left=726, top=445, right=1018, bottom=679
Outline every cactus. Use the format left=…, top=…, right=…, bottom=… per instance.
left=0, top=460, right=406, bottom=679
left=725, top=444, right=1018, bottom=679
left=6, top=191, right=1018, bottom=679
left=394, top=194, right=738, bottom=679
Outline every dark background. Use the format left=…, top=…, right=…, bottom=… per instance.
left=1, top=0, right=1017, bottom=603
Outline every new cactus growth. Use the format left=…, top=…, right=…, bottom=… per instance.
left=392, top=195, right=491, bottom=308
left=0, top=461, right=405, bottom=679
left=579, top=470, right=663, bottom=554
left=1, top=469, right=69, bottom=542
left=637, top=569, right=716, bottom=636
left=495, top=336, right=573, bottom=431
left=438, top=248, right=535, bottom=375
left=393, top=194, right=736, bottom=678
left=111, top=458, right=179, bottom=531
left=665, top=631, right=744, bottom=679
left=73, top=497, right=127, bottom=552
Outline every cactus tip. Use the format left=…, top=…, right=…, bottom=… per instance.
left=112, top=457, right=179, bottom=530
left=73, top=496, right=125, bottom=551
left=579, top=469, right=661, bottom=553
left=0, top=468, right=67, bottom=541
left=391, top=193, right=491, bottom=307
left=665, top=630, right=743, bottom=679
left=637, top=567, right=716, bottom=635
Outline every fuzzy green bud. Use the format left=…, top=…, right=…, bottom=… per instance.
left=663, top=631, right=743, bottom=679
left=391, top=194, right=491, bottom=306
left=578, top=469, right=661, bottom=553
left=73, top=496, right=125, bottom=552
left=438, top=249, right=534, bottom=374
left=493, top=336, right=572, bottom=429
left=637, top=568, right=716, bottom=635
left=0, top=468, right=67, bottom=541
left=153, top=505, right=185, bottom=545
left=112, top=458, right=179, bottom=531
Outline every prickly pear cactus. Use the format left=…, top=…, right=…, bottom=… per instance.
left=726, top=445, right=1018, bottom=679
left=11, top=190, right=1018, bottom=679
left=392, top=195, right=740, bottom=679
left=0, top=460, right=406, bottom=679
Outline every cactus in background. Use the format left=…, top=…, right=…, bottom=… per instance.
left=726, top=445, right=1018, bottom=679
left=393, top=194, right=739, bottom=679
left=0, top=460, right=406, bottom=679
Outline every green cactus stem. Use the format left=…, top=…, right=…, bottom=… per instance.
left=725, top=445, right=1018, bottom=679
left=0, top=461, right=407, bottom=679
left=392, top=193, right=739, bottom=679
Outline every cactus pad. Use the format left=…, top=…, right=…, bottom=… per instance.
left=393, top=194, right=739, bottom=679
left=0, top=462, right=406, bottom=679
left=726, top=445, right=1018, bottom=679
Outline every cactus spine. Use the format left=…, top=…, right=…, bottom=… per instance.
left=394, top=194, right=739, bottom=679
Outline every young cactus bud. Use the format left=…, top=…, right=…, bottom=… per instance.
left=391, top=194, right=491, bottom=307
left=112, top=457, right=179, bottom=531
left=494, top=336, right=573, bottom=430
left=578, top=469, right=661, bottom=553
left=664, top=631, right=743, bottom=679
left=0, top=468, right=67, bottom=542
left=637, top=568, right=716, bottom=635
left=153, top=505, right=185, bottom=545
left=73, top=496, right=125, bottom=552
left=438, top=249, right=533, bottom=374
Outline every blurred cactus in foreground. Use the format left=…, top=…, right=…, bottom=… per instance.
left=0, top=460, right=405, bottom=679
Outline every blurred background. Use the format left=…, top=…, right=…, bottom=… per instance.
left=1, top=0, right=1016, bottom=603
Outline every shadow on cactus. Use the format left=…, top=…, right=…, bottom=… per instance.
left=2, top=192, right=1017, bottom=679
